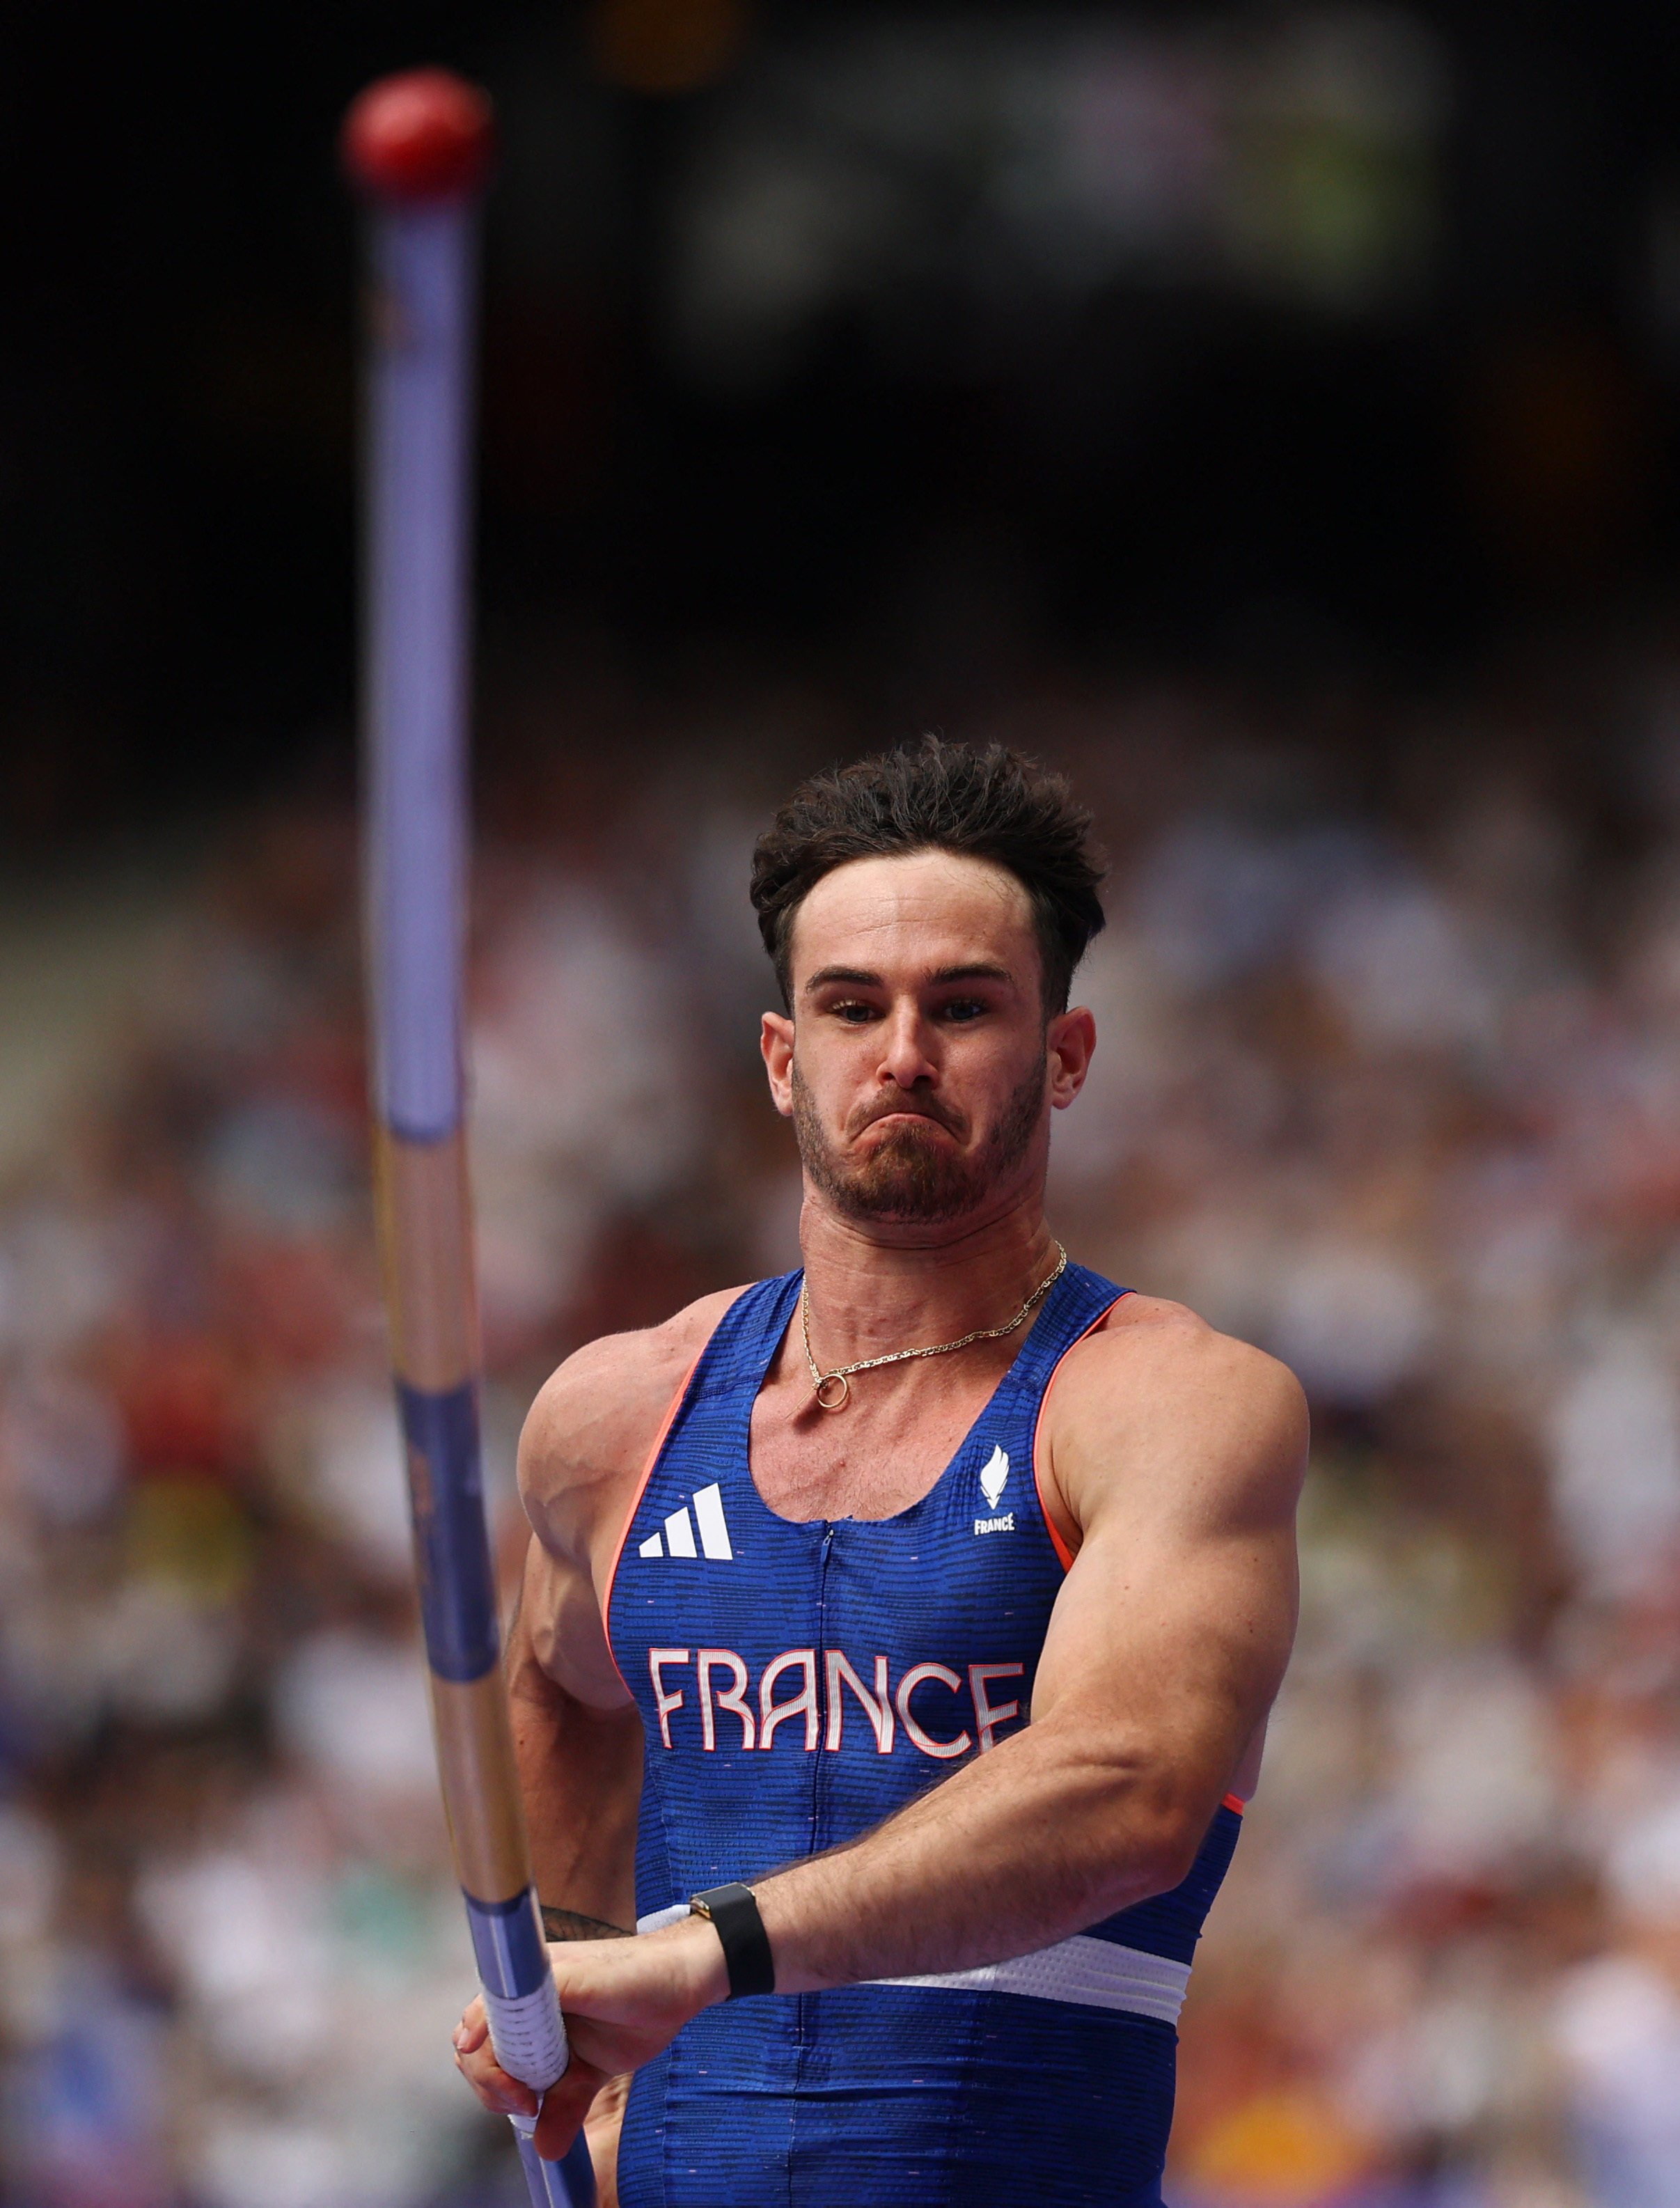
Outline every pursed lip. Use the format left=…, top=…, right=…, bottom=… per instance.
left=854, top=1106, right=961, bottom=1138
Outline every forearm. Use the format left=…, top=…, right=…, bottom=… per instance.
left=753, top=1717, right=1214, bottom=1994
left=459, top=1722, right=1207, bottom=2169
left=508, top=1642, right=642, bottom=1935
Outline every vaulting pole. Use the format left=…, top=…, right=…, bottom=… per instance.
left=343, top=68, right=596, bottom=2208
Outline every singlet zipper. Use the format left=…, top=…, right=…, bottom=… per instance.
left=788, top=1519, right=838, bottom=2198
left=810, top=1521, right=836, bottom=1855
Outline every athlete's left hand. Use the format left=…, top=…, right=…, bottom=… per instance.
left=453, top=1922, right=726, bottom=2161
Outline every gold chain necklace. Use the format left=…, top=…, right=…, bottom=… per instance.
left=799, top=1244, right=1069, bottom=1412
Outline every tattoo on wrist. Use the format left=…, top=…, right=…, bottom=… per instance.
left=540, top=1904, right=634, bottom=1942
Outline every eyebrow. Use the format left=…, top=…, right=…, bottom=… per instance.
left=801, top=962, right=1015, bottom=996
left=929, top=963, right=1013, bottom=986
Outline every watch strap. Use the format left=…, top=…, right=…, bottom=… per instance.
left=689, top=1882, right=775, bottom=1998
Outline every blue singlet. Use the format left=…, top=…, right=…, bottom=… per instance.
left=604, top=1262, right=1240, bottom=2207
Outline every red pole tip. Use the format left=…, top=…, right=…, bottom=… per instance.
left=341, top=68, right=494, bottom=203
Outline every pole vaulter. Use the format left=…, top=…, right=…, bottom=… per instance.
left=343, top=69, right=597, bottom=2208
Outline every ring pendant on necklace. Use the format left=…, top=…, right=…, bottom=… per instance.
left=800, top=1244, right=1068, bottom=1413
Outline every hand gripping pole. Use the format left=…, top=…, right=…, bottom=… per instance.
left=344, top=70, right=595, bottom=2208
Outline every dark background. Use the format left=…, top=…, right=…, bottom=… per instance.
left=10, top=1, right=1680, bottom=842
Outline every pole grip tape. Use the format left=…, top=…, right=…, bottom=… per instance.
left=466, top=1888, right=567, bottom=2087
left=485, top=1981, right=568, bottom=2093
left=399, top=1379, right=498, bottom=1682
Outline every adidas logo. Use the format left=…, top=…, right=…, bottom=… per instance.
left=638, top=1482, right=734, bottom=1561
left=974, top=1446, right=1014, bottom=1535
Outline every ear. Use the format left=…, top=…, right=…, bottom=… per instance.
left=761, top=1010, right=796, bottom=1119
left=1046, top=1005, right=1096, bottom=1111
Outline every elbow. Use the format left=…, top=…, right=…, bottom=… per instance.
left=1045, top=1723, right=1224, bottom=1906
left=1113, top=1774, right=1222, bottom=1902
left=1128, top=1811, right=1202, bottom=1901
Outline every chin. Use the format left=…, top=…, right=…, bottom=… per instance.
left=835, top=1150, right=980, bottom=1227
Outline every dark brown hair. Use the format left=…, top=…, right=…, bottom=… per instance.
left=750, top=735, right=1106, bottom=1013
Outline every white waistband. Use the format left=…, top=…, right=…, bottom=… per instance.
left=636, top=1909, right=1189, bottom=2026
left=870, top=1935, right=1190, bottom=2024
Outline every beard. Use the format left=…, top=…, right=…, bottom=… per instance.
left=791, top=1057, right=1049, bottom=1226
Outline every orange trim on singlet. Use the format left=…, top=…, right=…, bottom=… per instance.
left=600, top=1344, right=709, bottom=1697
left=1030, top=1292, right=1130, bottom=1573
left=1222, top=1793, right=1247, bottom=1815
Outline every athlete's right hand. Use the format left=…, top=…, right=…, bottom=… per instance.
left=452, top=1918, right=728, bottom=2162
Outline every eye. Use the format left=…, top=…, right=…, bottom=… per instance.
left=940, top=998, right=989, bottom=1022
left=829, top=999, right=879, bottom=1024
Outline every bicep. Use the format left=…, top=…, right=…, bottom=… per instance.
left=511, top=1303, right=738, bottom=1718
left=1034, top=1508, right=1298, bottom=1751
left=513, top=1357, right=638, bottom=1716
left=1032, top=1353, right=1304, bottom=1790
left=514, top=1533, right=635, bottom=1716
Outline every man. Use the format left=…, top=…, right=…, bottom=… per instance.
left=455, top=737, right=1305, bottom=2205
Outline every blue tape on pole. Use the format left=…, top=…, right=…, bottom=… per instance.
left=465, top=1886, right=551, bottom=1998
left=398, top=1379, right=500, bottom=1682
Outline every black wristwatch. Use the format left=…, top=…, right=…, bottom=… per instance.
left=689, top=1882, right=776, bottom=1998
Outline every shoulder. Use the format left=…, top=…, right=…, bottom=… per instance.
left=1044, top=1293, right=1308, bottom=1538
left=1069, top=1292, right=1307, bottom=1433
left=519, top=1283, right=753, bottom=1569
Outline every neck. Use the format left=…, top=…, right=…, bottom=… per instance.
left=796, top=1184, right=1060, bottom=1363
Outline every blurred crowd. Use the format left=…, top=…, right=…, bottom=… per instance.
left=5, top=645, right=1680, bottom=2208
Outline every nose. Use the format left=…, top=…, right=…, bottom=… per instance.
left=877, top=1000, right=938, bottom=1093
